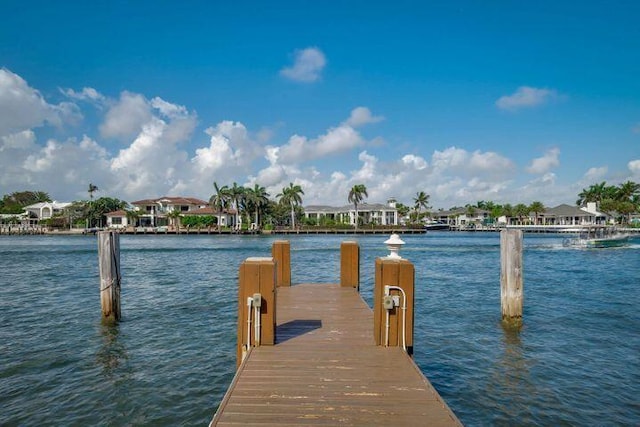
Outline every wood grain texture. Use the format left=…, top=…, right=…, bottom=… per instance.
left=215, top=283, right=460, bottom=426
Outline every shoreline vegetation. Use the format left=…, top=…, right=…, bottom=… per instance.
left=3, top=224, right=640, bottom=236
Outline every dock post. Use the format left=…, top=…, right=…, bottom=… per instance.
left=500, top=229, right=523, bottom=327
left=237, top=257, right=276, bottom=367
left=271, top=240, right=291, bottom=287
left=373, top=242, right=415, bottom=355
left=340, top=241, right=359, bottom=290
left=98, top=231, right=121, bottom=324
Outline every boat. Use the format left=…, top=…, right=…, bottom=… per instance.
left=562, top=226, right=630, bottom=248
left=423, top=220, right=450, bottom=231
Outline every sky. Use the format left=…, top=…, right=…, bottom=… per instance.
left=1, top=1, right=639, bottom=209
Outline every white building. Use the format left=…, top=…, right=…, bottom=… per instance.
left=130, top=196, right=209, bottom=227
left=23, top=201, right=72, bottom=224
left=304, top=201, right=399, bottom=226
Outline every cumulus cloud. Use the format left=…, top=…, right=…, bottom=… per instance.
left=628, top=159, right=640, bottom=175
left=496, top=86, right=561, bottom=111
left=345, top=107, right=384, bottom=128
left=0, top=68, right=78, bottom=136
left=280, top=47, right=326, bottom=83
left=527, top=147, right=560, bottom=174
left=100, top=92, right=153, bottom=140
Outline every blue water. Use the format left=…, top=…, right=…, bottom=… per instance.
left=1, top=233, right=638, bottom=426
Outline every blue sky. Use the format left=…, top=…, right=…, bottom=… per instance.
left=1, top=1, right=639, bottom=209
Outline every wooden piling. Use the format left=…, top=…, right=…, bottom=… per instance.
left=98, top=231, right=121, bottom=324
left=500, top=229, right=523, bottom=326
left=237, top=257, right=276, bottom=367
left=271, top=240, right=291, bottom=287
left=340, top=241, right=360, bottom=289
left=373, top=257, right=415, bottom=355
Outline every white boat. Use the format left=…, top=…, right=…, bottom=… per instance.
left=562, top=226, right=630, bottom=248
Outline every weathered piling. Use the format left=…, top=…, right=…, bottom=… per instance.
left=98, top=231, right=121, bottom=324
left=271, top=240, right=291, bottom=287
left=340, top=240, right=360, bottom=289
left=500, top=229, right=523, bottom=326
left=373, top=257, right=415, bottom=355
left=237, top=257, right=276, bottom=366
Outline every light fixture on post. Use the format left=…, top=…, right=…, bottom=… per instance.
left=384, top=233, right=405, bottom=259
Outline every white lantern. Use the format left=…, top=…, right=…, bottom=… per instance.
left=384, top=233, right=405, bottom=259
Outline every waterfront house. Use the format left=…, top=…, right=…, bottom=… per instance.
left=23, top=201, right=72, bottom=225
left=304, top=201, right=399, bottom=226
left=432, top=208, right=490, bottom=228
left=130, top=197, right=209, bottom=227
left=105, top=210, right=129, bottom=229
left=538, top=203, right=608, bottom=226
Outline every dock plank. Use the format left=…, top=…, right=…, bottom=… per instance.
left=212, top=284, right=460, bottom=426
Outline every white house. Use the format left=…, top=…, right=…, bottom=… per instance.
left=130, top=196, right=209, bottom=227
left=23, top=201, right=72, bottom=224
left=304, top=201, right=399, bottom=226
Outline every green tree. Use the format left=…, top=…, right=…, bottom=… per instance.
left=277, top=183, right=304, bottom=229
left=514, top=203, right=530, bottom=225
left=228, top=182, right=245, bottom=230
left=413, top=191, right=430, bottom=221
left=246, top=184, right=270, bottom=229
left=0, top=190, right=52, bottom=214
left=167, top=209, right=182, bottom=229
left=125, top=208, right=140, bottom=228
left=348, top=184, right=368, bottom=229
left=86, top=197, right=128, bottom=228
left=529, top=201, right=545, bottom=225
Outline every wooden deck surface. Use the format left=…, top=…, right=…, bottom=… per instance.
left=211, top=283, right=461, bottom=426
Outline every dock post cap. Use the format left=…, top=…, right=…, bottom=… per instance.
left=384, top=233, right=405, bottom=259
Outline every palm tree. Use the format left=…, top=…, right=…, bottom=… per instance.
left=246, top=184, right=270, bottom=229
left=210, top=182, right=229, bottom=210
left=277, top=183, right=304, bottom=229
left=167, top=209, right=182, bottom=230
left=88, top=183, right=98, bottom=201
left=413, top=191, right=430, bottom=222
left=616, top=181, right=640, bottom=202
left=514, top=203, right=530, bottom=225
left=348, top=184, right=368, bottom=229
left=228, top=182, right=245, bottom=230
left=529, top=201, right=545, bottom=225
left=125, top=209, right=140, bottom=228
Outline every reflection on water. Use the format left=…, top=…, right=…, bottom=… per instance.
left=96, top=324, right=129, bottom=380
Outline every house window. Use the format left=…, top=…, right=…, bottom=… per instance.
left=181, top=205, right=189, bottom=212
left=112, top=217, right=122, bottom=225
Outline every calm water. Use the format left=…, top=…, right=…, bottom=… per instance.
left=1, top=233, right=638, bottom=426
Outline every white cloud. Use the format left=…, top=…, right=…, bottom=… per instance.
left=0, top=68, right=77, bottom=136
left=345, top=107, right=384, bottom=128
left=584, top=166, right=608, bottom=181
left=100, top=92, right=153, bottom=139
left=628, top=159, right=640, bottom=175
left=62, top=87, right=105, bottom=103
left=280, top=47, right=326, bottom=83
left=527, top=147, right=560, bottom=174
left=496, top=86, right=560, bottom=111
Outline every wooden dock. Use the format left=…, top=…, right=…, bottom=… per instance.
left=211, top=283, right=461, bottom=426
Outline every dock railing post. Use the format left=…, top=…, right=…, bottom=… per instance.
left=340, top=241, right=359, bottom=290
left=237, top=257, right=276, bottom=367
left=271, top=240, right=291, bottom=287
left=373, top=234, right=415, bottom=355
left=500, top=229, right=523, bottom=327
left=98, top=231, right=121, bottom=324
